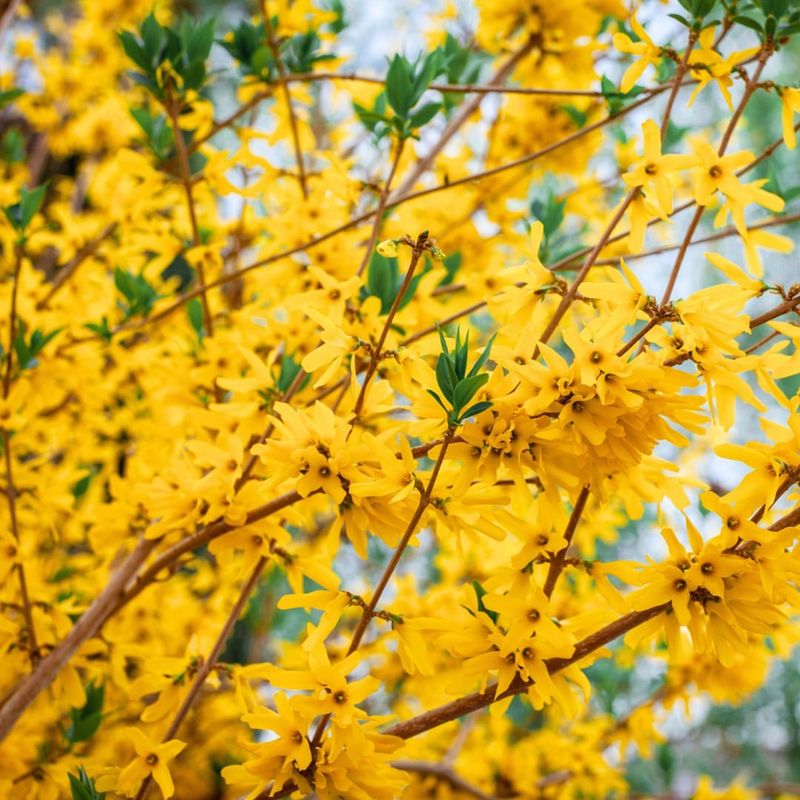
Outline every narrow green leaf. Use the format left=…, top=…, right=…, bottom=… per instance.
left=453, top=372, right=488, bottom=415
left=467, top=333, right=496, bottom=378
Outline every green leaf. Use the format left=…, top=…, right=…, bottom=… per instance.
left=460, top=400, right=492, bottom=421
left=187, top=298, right=205, bottom=341
left=118, top=30, right=151, bottom=73
left=114, top=268, right=161, bottom=320
left=385, top=55, right=413, bottom=118
left=467, top=333, right=496, bottom=378
left=427, top=388, right=449, bottom=412
left=600, top=75, right=643, bottom=114
left=3, top=183, right=48, bottom=234
left=560, top=104, right=588, bottom=127
left=72, top=465, right=100, bottom=502
left=668, top=12, right=692, bottom=26
left=13, top=321, right=63, bottom=370
left=140, top=13, right=165, bottom=63
left=411, top=49, right=442, bottom=107
left=65, top=682, right=104, bottom=745
left=733, top=15, right=764, bottom=32
left=0, top=87, right=24, bottom=109
left=435, top=353, right=456, bottom=403
left=84, top=317, right=113, bottom=343
left=281, top=30, right=336, bottom=74
left=186, top=17, right=215, bottom=62
left=250, top=46, right=273, bottom=78
left=2, top=129, right=25, bottom=163
left=366, top=252, right=399, bottom=314
left=277, top=353, right=308, bottom=394
left=409, top=101, right=440, bottom=129
left=471, top=579, right=498, bottom=624
left=453, top=372, right=488, bottom=415
left=68, top=767, right=106, bottom=800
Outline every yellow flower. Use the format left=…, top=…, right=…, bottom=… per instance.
left=117, top=728, right=186, bottom=798
left=241, top=692, right=313, bottom=771
left=612, top=16, right=661, bottom=93
left=376, top=239, right=398, bottom=257
left=691, top=142, right=784, bottom=234
left=625, top=189, right=667, bottom=252
left=779, top=86, right=800, bottom=150
left=301, top=308, right=357, bottom=388
left=686, top=30, right=760, bottom=111
left=623, top=119, right=697, bottom=214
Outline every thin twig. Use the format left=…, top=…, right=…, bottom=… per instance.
left=166, top=91, right=214, bottom=338
left=261, top=0, right=308, bottom=198
left=134, top=557, right=268, bottom=800
left=391, top=760, right=500, bottom=800
left=353, top=231, right=427, bottom=417
left=35, top=222, right=118, bottom=310
left=0, top=537, right=157, bottom=741
left=542, top=486, right=590, bottom=598
left=2, top=243, right=38, bottom=663
left=309, top=429, right=455, bottom=750
left=356, top=139, right=405, bottom=278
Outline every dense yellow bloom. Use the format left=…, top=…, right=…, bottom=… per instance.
left=1, top=3, right=799, bottom=800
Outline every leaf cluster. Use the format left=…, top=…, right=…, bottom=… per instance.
left=362, top=251, right=427, bottom=314
left=428, top=327, right=495, bottom=427
left=13, top=320, right=62, bottom=371
left=114, top=268, right=161, bottom=321
left=3, top=183, right=47, bottom=238
left=355, top=39, right=483, bottom=140
left=68, top=767, right=105, bottom=800
left=221, top=21, right=334, bottom=82
left=729, top=0, right=800, bottom=41
left=118, top=13, right=215, bottom=100
left=64, top=682, right=104, bottom=746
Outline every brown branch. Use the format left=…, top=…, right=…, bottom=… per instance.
left=542, top=486, right=590, bottom=598
left=309, top=429, right=456, bottom=750
left=750, top=295, right=800, bottom=328
left=662, top=49, right=769, bottom=305
left=0, top=0, right=22, bottom=40
left=536, top=190, right=636, bottom=351
left=0, top=536, right=157, bottom=741
left=563, top=210, right=800, bottom=271
left=660, top=32, right=698, bottom=137
left=768, top=503, right=800, bottom=532
left=282, top=71, right=642, bottom=98
left=134, top=556, right=268, bottom=800
left=3, top=243, right=22, bottom=396
left=64, top=77, right=673, bottom=349
left=2, top=430, right=37, bottom=664
left=189, top=89, right=272, bottom=153
left=660, top=204, right=704, bottom=305
left=391, top=760, right=500, bottom=800
left=383, top=604, right=669, bottom=741
left=36, top=222, right=117, bottom=310
left=116, top=489, right=307, bottom=612
left=2, top=243, right=38, bottom=663
left=353, top=231, right=427, bottom=417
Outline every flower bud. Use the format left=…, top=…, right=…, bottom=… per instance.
left=376, top=240, right=398, bottom=257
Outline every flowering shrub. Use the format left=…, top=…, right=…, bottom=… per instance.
left=2, top=0, right=800, bottom=798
